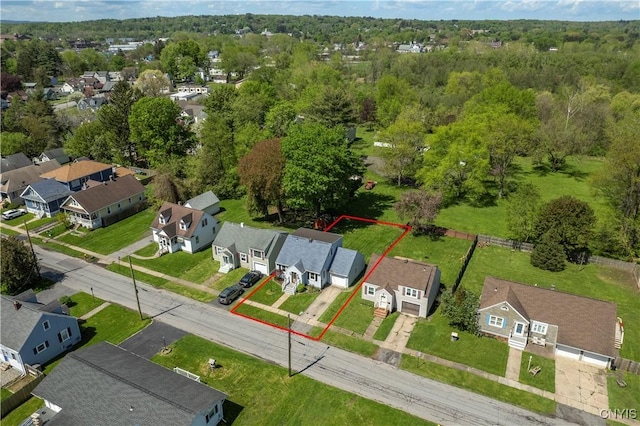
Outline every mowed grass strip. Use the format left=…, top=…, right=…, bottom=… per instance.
left=58, top=209, right=156, bottom=254
left=519, top=352, right=555, bottom=393
left=152, top=335, right=431, bottom=425
left=210, top=267, right=248, bottom=291
left=67, top=291, right=104, bottom=318
left=233, top=303, right=290, bottom=329
left=400, top=354, right=556, bottom=415
left=319, top=329, right=379, bottom=357
left=406, top=311, right=509, bottom=376
left=332, top=297, right=374, bottom=335
left=373, top=311, right=400, bottom=341
left=279, top=290, right=321, bottom=315
left=80, top=304, right=151, bottom=347
left=106, top=263, right=216, bottom=303
left=128, top=249, right=218, bottom=284
left=463, top=245, right=640, bottom=361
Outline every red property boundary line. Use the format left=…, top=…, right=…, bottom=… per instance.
left=231, top=215, right=412, bottom=341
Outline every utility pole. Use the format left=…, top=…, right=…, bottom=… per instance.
left=288, top=314, right=292, bottom=377
left=23, top=218, right=41, bottom=279
left=128, top=257, right=143, bottom=320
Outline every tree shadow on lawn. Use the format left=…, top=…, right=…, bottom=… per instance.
left=346, top=191, right=396, bottom=220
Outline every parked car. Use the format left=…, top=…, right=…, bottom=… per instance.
left=239, top=271, right=263, bottom=288
left=218, top=284, right=244, bottom=305
left=2, top=208, right=27, bottom=220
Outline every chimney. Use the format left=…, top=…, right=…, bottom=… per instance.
left=13, top=301, right=21, bottom=311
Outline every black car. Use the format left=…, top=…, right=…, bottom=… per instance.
left=218, top=284, right=244, bottom=305
left=239, top=270, right=263, bottom=288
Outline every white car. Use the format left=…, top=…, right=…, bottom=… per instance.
left=1, top=208, right=27, bottom=220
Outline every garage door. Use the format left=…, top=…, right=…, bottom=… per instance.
left=556, top=345, right=581, bottom=361
left=331, top=275, right=349, bottom=288
left=401, top=301, right=420, bottom=316
left=252, top=262, right=268, bottom=275
left=581, top=352, right=610, bottom=368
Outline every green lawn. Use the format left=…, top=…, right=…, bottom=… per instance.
left=328, top=219, right=406, bottom=262
left=388, top=234, right=474, bottom=287
left=22, top=216, right=56, bottom=230
left=278, top=289, right=322, bottom=315
left=134, top=243, right=158, bottom=257
left=233, top=303, right=290, bottom=328
left=406, top=311, right=509, bottom=376
left=246, top=280, right=283, bottom=306
left=58, top=209, right=155, bottom=254
left=152, top=335, right=430, bottom=425
left=210, top=267, right=248, bottom=291
left=128, top=249, right=218, bottom=284
left=107, top=263, right=216, bottom=303
left=2, top=212, right=34, bottom=227
left=67, top=291, right=104, bottom=317
left=519, top=352, right=555, bottom=393
left=400, top=354, right=556, bottom=415
left=373, top=311, right=400, bottom=341
left=463, top=245, right=640, bottom=361
left=1, top=387, right=12, bottom=400
left=217, top=198, right=292, bottom=231
left=318, top=289, right=353, bottom=324
left=332, top=297, right=375, bottom=335
left=319, top=329, right=379, bottom=357
left=80, top=304, right=151, bottom=347
left=435, top=156, right=612, bottom=237
left=0, top=226, right=20, bottom=236
left=0, top=397, right=44, bottom=426
left=607, top=372, right=640, bottom=414
left=43, top=222, right=69, bottom=238
left=31, top=238, right=90, bottom=259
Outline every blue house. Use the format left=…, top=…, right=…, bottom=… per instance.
left=0, top=290, right=81, bottom=374
left=275, top=228, right=365, bottom=294
left=20, top=179, right=73, bottom=217
left=39, top=160, right=114, bottom=192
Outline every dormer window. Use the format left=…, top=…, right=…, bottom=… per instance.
left=179, top=220, right=188, bottom=230
left=159, top=215, right=167, bottom=225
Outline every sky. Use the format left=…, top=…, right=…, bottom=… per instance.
left=1, top=0, right=639, bottom=23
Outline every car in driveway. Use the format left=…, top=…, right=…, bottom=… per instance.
left=218, top=284, right=244, bottom=305
left=2, top=208, right=27, bottom=220
left=239, top=270, right=263, bottom=288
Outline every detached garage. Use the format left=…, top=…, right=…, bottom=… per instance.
left=328, top=248, right=365, bottom=289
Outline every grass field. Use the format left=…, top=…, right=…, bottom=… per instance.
left=0, top=397, right=44, bottom=426
left=152, top=335, right=429, bottom=425
left=1, top=387, right=12, bottom=400
left=107, top=263, right=216, bottom=302
left=332, top=297, right=374, bottom=335
left=463, top=245, right=640, bottom=361
left=233, top=303, right=290, bottom=328
left=0, top=226, right=20, bottom=236
left=318, top=288, right=353, bottom=324
left=400, top=354, right=556, bottom=415
left=80, top=304, right=151, bottom=347
left=278, top=289, right=321, bottom=315
left=519, top=352, right=555, bottom=393
left=246, top=280, right=283, bottom=306
left=319, top=329, right=379, bottom=357
left=58, top=209, right=155, bottom=254
left=406, top=311, right=509, bottom=376
left=328, top=218, right=406, bottom=263
left=134, top=243, right=158, bottom=257
left=373, top=312, right=400, bottom=341
left=607, top=371, right=640, bottom=415
left=210, top=267, right=248, bottom=291
left=67, top=291, right=104, bottom=317
left=128, top=249, right=218, bottom=284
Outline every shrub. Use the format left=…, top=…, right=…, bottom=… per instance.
left=59, top=295, right=74, bottom=307
left=296, top=283, right=307, bottom=293
left=531, top=231, right=566, bottom=272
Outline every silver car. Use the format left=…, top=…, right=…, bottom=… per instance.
left=2, top=208, right=27, bottom=220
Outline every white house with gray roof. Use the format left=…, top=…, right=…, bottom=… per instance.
left=212, top=222, right=287, bottom=275
left=185, top=190, right=220, bottom=216
left=275, top=228, right=365, bottom=294
left=1, top=291, right=80, bottom=374
left=32, top=342, right=227, bottom=426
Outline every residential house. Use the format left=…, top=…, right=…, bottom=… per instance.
left=184, top=190, right=220, bottom=215
left=178, top=102, right=208, bottom=124
left=35, top=148, right=70, bottom=165
left=31, top=342, right=227, bottom=426
left=151, top=202, right=220, bottom=254
left=212, top=222, right=287, bottom=274
left=40, top=160, right=114, bottom=191
left=361, top=254, right=441, bottom=318
left=77, top=96, right=107, bottom=111
left=0, top=160, right=61, bottom=204
left=176, top=84, right=210, bottom=95
left=275, top=228, right=365, bottom=294
left=478, top=276, right=618, bottom=368
left=1, top=290, right=81, bottom=374
left=60, top=79, right=80, bottom=94
left=1, top=152, right=32, bottom=173
left=60, top=175, right=146, bottom=229
left=20, top=179, right=73, bottom=217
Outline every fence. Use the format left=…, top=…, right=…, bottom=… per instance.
left=0, top=369, right=45, bottom=418
left=477, top=234, right=534, bottom=252
left=452, top=235, right=478, bottom=293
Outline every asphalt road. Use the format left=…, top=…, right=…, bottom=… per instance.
left=36, top=247, right=577, bottom=426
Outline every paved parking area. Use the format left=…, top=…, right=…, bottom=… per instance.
left=119, top=321, right=187, bottom=359
left=555, top=356, right=609, bottom=416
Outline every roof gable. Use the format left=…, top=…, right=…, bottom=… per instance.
left=329, top=247, right=363, bottom=276
left=213, top=222, right=284, bottom=254
left=184, top=190, right=219, bottom=211
left=364, top=254, right=438, bottom=294
left=276, top=231, right=336, bottom=273
left=0, top=161, right=62, bottom=193
left=151, top=202, right=207, bottom=238
left=479, top=277, right=618, bottom=357
left=60, top=175, right=144, bottom=213
left=21, top=179, right=73, bottom=202
left=40, top=160, right=113, bottom=183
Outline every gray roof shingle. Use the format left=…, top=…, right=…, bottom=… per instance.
left=1, top=153, right=32, bottom=172
left=0, top=160, right=61, bottom=195
left=61, top=175, right=144, bottom=214
left=213, top=222, right=285, bottom=255
left=329, top=247, right=363, bottom=276
left=185, top=190, right=219, bottom=211
left=32, top=342, right=227, bottom=426
left=276, top=232, right=335, bottom=273
left=364, top=254, right=439, bottom=294
left=21, top=179, right=73, bottom=202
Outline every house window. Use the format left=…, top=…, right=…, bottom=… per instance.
left=129, top=198, right=132, bottom=204
left=107, top=207, right=111, bottom=214
left=240, top=253, right=248, bottom=262
left=159, top=215, right=166, bottom=224
left=215, top=246, right=222, bottom=255
left=180, top=221, right=187, bottom=230
left=488, top=315, right=505, bottom=328
left=139, top=195, right=142, bottom=201
left=365, top=285, right=375, bottom=296
left=309, top=272, right=318, bottom=281
left=404, top=287, right=419, bottom=298
left=196, top=236, right=200, bottom=244
left=202, top=218, right=208, bottom=227
left=58, top=327, right=71, bottom=343
left=33, top=341, right=50, bottom=355
left=42, top=320, right=50, bottom=331
left=251, top=249, right=264, bottom=259
left=531, top=321, right=548, bottom=335
left=117, top=203, right=121, bottom=208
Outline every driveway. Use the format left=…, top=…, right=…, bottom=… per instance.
left=119, top=321, right=187, bottom=359
left=555, top=356, right=609, bottom=417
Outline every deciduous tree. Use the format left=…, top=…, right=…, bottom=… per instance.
left=1, top=236, right=39, bottom=295
left=441, top=287, right=480, bottom=334
left=134, top=69, right=170, bottom=97
left=506, top=183, right=541, bottom=243
left=393, top=190, right=443, bottom=233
